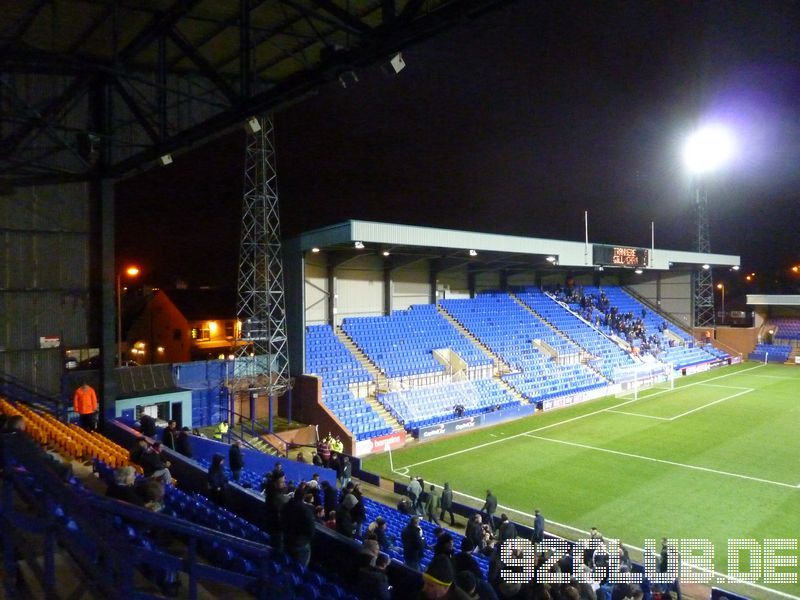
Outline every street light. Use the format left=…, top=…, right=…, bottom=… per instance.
left=716, top=282, right=725, bottom=325
left=117, top=266, right=140, bottom=366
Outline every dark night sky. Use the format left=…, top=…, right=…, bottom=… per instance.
left=117, top=1, right=800, bottom=298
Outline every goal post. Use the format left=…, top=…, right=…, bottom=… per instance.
left=614, top=362, right=674, bottom=400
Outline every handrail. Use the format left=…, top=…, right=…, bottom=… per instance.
left=226, top=408, right=286, bottom=456
left=1, top=433, right=280, bottom=598
left=620, top=285, right=693, bottom=336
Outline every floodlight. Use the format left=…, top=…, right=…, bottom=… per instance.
left=354, top=241, right=365, bottom=249
left=683, top=125, right=735, bottom=174
left=702, top=264, right=710, bottom=270
left=382, top=251, right=390, bottom=257
left=731, top=265, right=739, bottom=271
left=634, top=268, right=643, bottom=275
left=311, top=247, right=320, bottom=253
left=545, top=256, right=556, bottom=263
left=246, top=117, right=261, bottom=133
left=469, top=249, right=478, bottom=257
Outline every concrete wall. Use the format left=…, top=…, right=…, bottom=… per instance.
left=0, top=182, right=92, bottom=394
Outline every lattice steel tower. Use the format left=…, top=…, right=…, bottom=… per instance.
left=232, top=113, right=291, bottom=402
left=693, top=179, right=715, bottom=327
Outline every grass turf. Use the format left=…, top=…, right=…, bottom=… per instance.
left=362, top=362, right=800, bottom=600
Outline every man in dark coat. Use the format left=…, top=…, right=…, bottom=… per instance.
left=175, top=427, right=193, bottom=458
left=533, top=509, right=545, bottom=544
left=480, top=490, right=497, bottom=532
left=439, top=482, right=455, bottom=525
left=282, top=482, right=315, bottom=567
left=401, top=515, right=426, bottom=571
left=264, top=472, right=288, bottom=551
left=161, top=420, right=178, bottom=450
left=335, top=493, right=357, bottom=539
left=229, top=440, right=244, bottom=482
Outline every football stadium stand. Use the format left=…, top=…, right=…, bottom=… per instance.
left=305, top=325, right=393, bottom=441
left=377, top=379, right=519, bottom=431
left=557, top=285, right=725, bottom=369
left=514, top=287, right=638, bottom=379
left=439, top=293, right=607, bottom=402
left=341, top=304, right=492, bottom=379
left=748, top=343, right=792, bottom=362
left=770, top=318, right=800, bottom=341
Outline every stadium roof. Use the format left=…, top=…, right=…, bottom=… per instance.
left=0, top=0, right=510, bottom=185
left=289, top=220, right=740, bottom=272
left=747, top=295, right=800, bottom=307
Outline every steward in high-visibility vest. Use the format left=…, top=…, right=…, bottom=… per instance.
left=213, top=421, right=229, bottom=440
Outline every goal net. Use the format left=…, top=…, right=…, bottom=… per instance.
left=613, top=362, right=674, bottom=400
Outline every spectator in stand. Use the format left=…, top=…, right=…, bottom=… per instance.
left=206, top=453, right=228, bottom=506
left=228, top=440, right=244, bottom=482
left=264, top=472, right=289, bottom=552
left=139, top=413, right=157, bottom=437
left=335, top=492, right=357, bottom=538
left=175, top=427, right=193, bottom=458
left=106, top=465, right=144, bottom=506
left=397, top=496, right=414, bottom=515
left=420, top=554, right=465, bottom=599
left=440, top=482, right=456, bottom=525
left=318, top=437, right=331, bottom=467
left=465, top=513, right=485, bottom=552
left=324, top=510, right=337, bottom=530
left=402, top=515, right=426, bottom=571
left=139, top=478, right=165, bottom=513
left=434, top=533, right=455, bottom=560
left=314, top=504, right=326, bottom=524
left=533, top=509, right=545, bottom=545
left=321, top=480, right=338, bottom=516
left=340, top=455, right=353, bottom=488
left=351, top=483, right=366, bottom=538
left=480, top=490, right=498, bottom=532
left=368, top=516, right=395, bottom=553
left=296, top=450, right=306, bottom=463
left=311, top=451, right=322, bottom=467
left=72, top=382, right=98, bottom=431
left=497, top=514, right=517, bottom=543
left=356, top=548, right=391, bottom=600
left=425, top=484, right=441, bottom=525
left=130, top=437, right=173, bottom=486
left=282, top=481, right=315, bottom=567
left=453, top=539, right=483, bottom=582
left=161, top=420, right=178, bottom=450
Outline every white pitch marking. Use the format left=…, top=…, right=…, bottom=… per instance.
left=412, top=476, right=800, bottom=600
left=606, top=409, right=670, bottom=420
left=396, top=364, right=766, bottom=471
left=523, top=433, right=796, bottom=489
left=696, top=383, right=752, bottom=390
left=667, top=388, right=753, bottom=421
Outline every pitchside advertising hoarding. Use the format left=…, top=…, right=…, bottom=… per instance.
left=416, top=415, right=484, bottom=440
left=354, top=430, right=407, bottom=457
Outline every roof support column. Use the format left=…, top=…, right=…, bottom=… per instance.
left=326, top=257, right=336, bottom=326
left=429, top=259, right=440, bottom=304
left=383, top=262, right=392, bottom=316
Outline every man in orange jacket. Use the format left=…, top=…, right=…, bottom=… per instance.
left=73, top=382, right=98, bottom=431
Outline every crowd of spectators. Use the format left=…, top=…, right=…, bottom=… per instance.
left=554, top=287, right=674, bottom=359
left=118, top=420, right=682, bottom=599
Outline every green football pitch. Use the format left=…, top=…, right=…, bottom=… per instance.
left=362, top=362, right=800, bottom=600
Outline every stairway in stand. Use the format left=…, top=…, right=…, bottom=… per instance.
left=436, top=305, right=513, bottom=376
left=334, top=326, right=405, bottom=434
